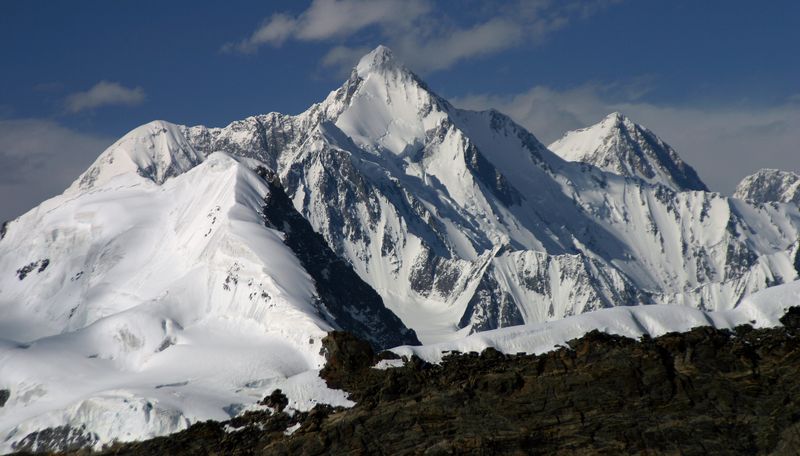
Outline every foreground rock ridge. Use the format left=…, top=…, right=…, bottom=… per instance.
left=53, top=307, right=800, bottom=456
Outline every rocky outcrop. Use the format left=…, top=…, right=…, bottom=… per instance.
left=734, top=168, right=800, bottom=205
left=12, top=425, right=99, bottom=454
left=81, top=307, right=800, bottom=456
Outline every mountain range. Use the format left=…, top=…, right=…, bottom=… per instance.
left=1, top=46, right=799, bottom=452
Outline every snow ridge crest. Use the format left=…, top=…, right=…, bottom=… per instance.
left=73, top=120, right=203, bottom=191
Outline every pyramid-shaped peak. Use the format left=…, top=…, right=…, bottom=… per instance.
left=550, top=113, right=708, bottom=192
left=356, top=45, right=402, bottom=76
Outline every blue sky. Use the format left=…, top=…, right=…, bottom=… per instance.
left=1, top=0, right=799, bottom=220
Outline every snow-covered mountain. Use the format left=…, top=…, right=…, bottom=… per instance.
left=549, top=112, right=708, bottom=192
left=734, top=168, right=800, bottom=205
left=180, top=47, right=799, bottom=342
left=6, top=45, right=799, bottom=344
left=2, top=45, right=800, bottom=452
left=0, top=121, right=416, bottom=452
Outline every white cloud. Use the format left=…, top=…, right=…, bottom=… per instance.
left=65, top=81, right=145, bottom=113
left=453, top=84, right=616, bottom=143
left=392, top=18, right=526, bottom=72
left=225, top=13, right=298, bottom=52
left=226, top=0, right=620, bottom=73
left=0, top=119, right=111, bottom=220
left=225, top=0, right=429, bottom=53
left=293, top=0, right=428, bottom=41
left=320, top=45, right=372, bottom=76
left=453, top=85, right=800, bottom=194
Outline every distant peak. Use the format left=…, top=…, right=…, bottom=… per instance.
left=356, top=45, right=401, bottom=77
left=735, top=168, right=800, bottom=205
left=550, top=112, right=708, bottom=192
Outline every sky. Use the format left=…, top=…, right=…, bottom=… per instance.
left=1, top=0, right=798, bottom=220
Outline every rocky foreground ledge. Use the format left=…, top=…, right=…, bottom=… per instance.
left=26, top=307, right=800, bottom=455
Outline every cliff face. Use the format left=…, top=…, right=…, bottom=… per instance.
left=76, top=307, right=800, bottom=456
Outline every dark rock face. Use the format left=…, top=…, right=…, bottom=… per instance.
left=621, top=119, right=708, bottom=192
left=407, top=247, right=465, bottom=297
left=318, top=331, right=376, bottom=390
left=0, top=389, right=9, bottom=407
left=78, top=307, right=800, bottom=456
left=259, top=389, right=289, bottom=413
left=15, top=259, right=49, bottom=280
left=780, top=305, right=800, bottom=332
left=259, top=169, right=420, bottom=350
left=12, top=425, right=98, bottom=454
left=458, top=265, right=524, bottom=332
left=463, top=141, right=522, bottom=207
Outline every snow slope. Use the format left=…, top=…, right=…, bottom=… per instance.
left=734, top=168, right=800, bottom=205
left=549, top=112, right=708, bottom=192
left=0, top=124, right=414, bottom=452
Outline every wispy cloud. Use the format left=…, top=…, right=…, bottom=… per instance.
left=320, top=45, right=372, bottom=74
left=65, top=81, right=145, bottom=113
left=0, top=119, right=111, bottom=220
left=388, top=17, right=526, bottom=72
left=453, top=85, right=800, bottom=194
left=223, top=0, right=429, bottom=53
left=225, top=0, right=621, bottom=73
